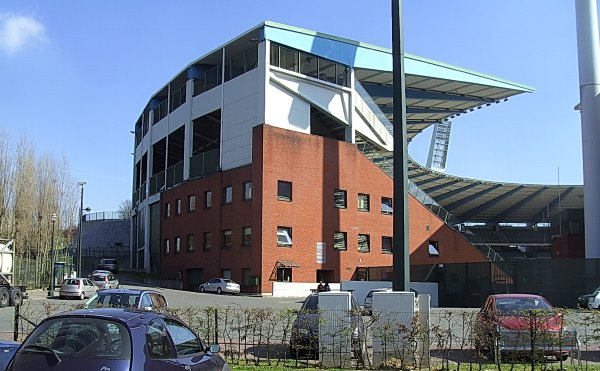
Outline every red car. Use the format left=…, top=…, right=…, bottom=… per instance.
left=473, top=294, right=579, bottom=361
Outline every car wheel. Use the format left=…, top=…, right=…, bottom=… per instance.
left=80, top=292, right=85, bottom=300
left=199, top=286, right=205, bottom=293
left=0, top=287, right=9, bottom=308
left=217, top=287, right=222, bottom=295
left=557, top=353, right=569, bottom=362
left=10, top=288, right=22, bottom=306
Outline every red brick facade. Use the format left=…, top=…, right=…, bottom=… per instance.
left=161, top=125, right=487, bottom=293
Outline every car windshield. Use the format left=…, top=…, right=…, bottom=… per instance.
left=495, top=297, right=553, bottom=315
left=92, top=275, right=107, bottom=281
left=86, top=293, right=140, bottom=308
left=21, top=317, right=131, bottom=359
left=301, top=295, right=319, bottom=311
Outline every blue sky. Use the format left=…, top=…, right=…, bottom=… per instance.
left=0, top=1, right=586, bottom=212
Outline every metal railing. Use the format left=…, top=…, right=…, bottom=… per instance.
left=190, top=149, right=220, bottom=179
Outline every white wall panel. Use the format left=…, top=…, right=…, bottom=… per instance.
left=265, top=80, right=310, bottom=133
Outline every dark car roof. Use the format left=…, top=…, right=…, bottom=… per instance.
left=489, top=294, right=545, bottom=299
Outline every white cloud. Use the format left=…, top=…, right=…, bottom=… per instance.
left=0, top=14, right=46, bottom=55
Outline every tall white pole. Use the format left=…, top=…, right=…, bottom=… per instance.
left=575, top=0, right=600, bottom=257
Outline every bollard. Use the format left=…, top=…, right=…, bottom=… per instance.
left=13, top=304, right=19, bottom=342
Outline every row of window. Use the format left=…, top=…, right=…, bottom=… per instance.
left=277, top=180, right=394, bottom=214
left=165, top=182, right=252, bottom=218
left=270, top=43, right=349, bottom=87
left=164, top=179, right=394, bottom=218
left=164, top=226, right=443, bottom=257
left=164, top=226, right=253, bottom=254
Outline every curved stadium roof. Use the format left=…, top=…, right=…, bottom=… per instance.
left=260, top=22, right=583, bottom=225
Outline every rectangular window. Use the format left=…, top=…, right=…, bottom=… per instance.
left=334, top=189, right=347, bottom=208
left=358, top=193, right=370, bottom=212
left=242, top=227, right=252, bottom=246
left=187, top=234, right=195, bottom=252
left=188, top=194, right=196, bottom=211
left=175, top=236, right=181, bottom=253
left=281, top=47, right=299, bottom=73
left=165, top=202, right=171, bottom=218
left=382, top=236, right=393, bottom=254
left=203, top=232, right=211, bottom=250
left=222, top=269, right=232, bottom=280
left=358, top=234, right=370, bottom=253
left=176, top=199, right=182, bottom=215
left=333, top=231, right=347, bottom=251
left=223, top=186, right=232, bottom=204
left=270, top=44, right=280, bottom=67
left=277, top=181, right=292, bottom=201
left=243, top=181, right=252, bottom=200
left=164, top=239, right=170, bottom=255
left=222, top=229, right=232, bottom=249
left=381, top=197, right=393, bottom=214
left=429, top=241, right=440, bottom=257
left=277, top=226, right=292, bottom=247
left=205, top=190, right=212, bottom=208
left=276, top=267, right=292, bottom=282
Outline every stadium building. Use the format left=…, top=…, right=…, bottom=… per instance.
left=131, top=22, right=584, bottom=294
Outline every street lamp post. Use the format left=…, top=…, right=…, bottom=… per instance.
left=77, top=182, right=91, bottom=277
left=47, top=213, right=57, bottom=297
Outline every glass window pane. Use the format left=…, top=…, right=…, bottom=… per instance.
left=245, top=46, right=258, bottom=71
left=319, top=60, right=336, bottom=84
left=281, top=47, right=299, bottom=73
left=300, top=53, right=318, bottom=78
left=334, top=231, right=347, bottom=251
left=270, top=44, right=280, bottom=67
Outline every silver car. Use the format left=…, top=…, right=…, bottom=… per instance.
left=90, top=272, right=120, bottom=290
left=199, top=278, right=240, bottom=294
left=59, top=278, right=98, bottom=300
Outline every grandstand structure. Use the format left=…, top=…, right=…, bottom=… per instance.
left=130, top=22, right=584, bottom=292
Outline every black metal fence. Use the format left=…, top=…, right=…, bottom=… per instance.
left=359, top=259, right=600, bottom=309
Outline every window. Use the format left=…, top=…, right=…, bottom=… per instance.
left=222, top=269, right=232, bottom=280
left=358, top=234, right=370, bottom=253
left=358, top=194, right=370, bottom=212
left=165, top=202, right=171, bottom=218
left=223, top=186, right=232, bottom=204
left=205, top=190, right=212, bottom=208
left=203, top=232, right=211, bottom=250
left=277, top=226, right=292, bottom=247
left=381, top=197, right=393, bottom=214
left=277, top=181, right=292, bottom=201
left=188, top=194, right=196, bottom=211
left=276, top=267, right=292, bottom=282
left=222, top=229, right=232, bottom=249
left=333, top=231, right=347, bottom=251
left=164, top=239, right=170, bottom=255
left=243, top=181, right=252, bottom=200
left=382, top=236, right=393, bottom=254
left=429, top=241, right=440, bottom=257
left=242, top=227, right=252, bottom=246
left=187, top=234, right=195, bottom=252
left=176, top=199, right=182, bottom=215
left=147, top=319, right=174, bottom=359
left=175, top=237, right=181, bottom=253
left=164, top=319, right=202, bottom=357
left=334, top=189, right=347, bottom=208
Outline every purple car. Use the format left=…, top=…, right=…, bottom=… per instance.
left=7, top=308, right=229, bottom=371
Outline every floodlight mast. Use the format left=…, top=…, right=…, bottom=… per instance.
left=575, top=0, right=600, bottom=258
left=392, top=0, right=410, bottom=291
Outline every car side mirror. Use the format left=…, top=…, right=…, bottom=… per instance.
left=209, top=344, right=220, bottom=353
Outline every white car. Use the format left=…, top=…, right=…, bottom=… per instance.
left=587, top=289, right=600, bottom=309
left=199, top=278, right=240, bottom=295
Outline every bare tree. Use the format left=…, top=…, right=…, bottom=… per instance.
left=117, top=199, right=133, bottom=219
